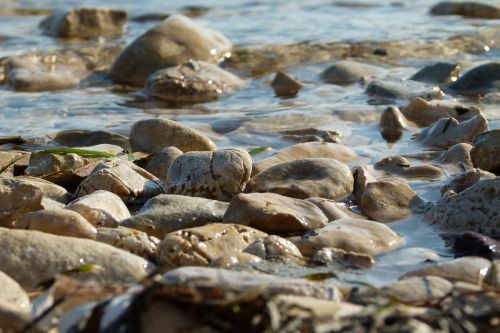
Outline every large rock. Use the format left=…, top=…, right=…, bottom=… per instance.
left=288, top=218, right=404, bottom=256
left=130, top=118, right=216, bottom=153
left=321, top=60, right=385, bottom=84
left=110, top=14, right=232, bottom=86
left=430, top=1, right=500, bottom=19
left=96, top=227, right=159, bottom=261
left=247, top=158, right=354, bottom=200
left=167, top=149, right=252, bottom=201
left=471, top=130, right=500, bottom=174
left=449, top=62, right=500, bottom=95
left=144, top=60, right=244, bottom=103
left=0, top=228, right=154, bottom=291
left=223, top=193, right=328, bottom=235
left=156, top=223, right=266, bottom=269
left=121, top=194, right=228, bottom=238
left=0, top=177, right=44, bottom=228
left=145, top=146, right=183, bottom=182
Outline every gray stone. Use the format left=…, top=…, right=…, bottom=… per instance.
left=312, top=247, right=374, bottom=269
left=145, top=146, right=183, bottom=182
left=52, top=130, right=130, bottom=150
left=322, top=60, right=385, bottom=84
left=410, top=62, right=460, bottom=84
left=449, top=62, right=500, bottom=95
left=383, top=276, right=453, bottom=304
left=306, top=198, right=365, bottom=221
left=365, top=79, right=444, bottom=100
left=96, top=227, right=160, bottom=261
left=0, top=177, right=44, bottom=228
left=374, top=156, right=444, bottom=180
left=244, top=235, right=304, bottom=263
left=471, top=130, right=500, bottom=174
left=430, top=1, right=500, bottom=19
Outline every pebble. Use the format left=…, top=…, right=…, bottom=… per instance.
left=244, top=235, right=304, bottom=263
left=374, top=156, right=444, bottom=180
left=96, top=227, right=160, bottom=261
left=449, top=62, right=500, bottom=95
left=322, top=60, right=385, bottom=84
left=430, top=1, right=500, bottom=19
left=435, top=142, right=473, bottom=174
left=352, top=166, right=378, bottom=203
left=410, top=62, right=460, bottom=84
left=379, top=106, right=407, bottom=142
left=0, top=177, right=44, bottom=228
left=365, top=79, right=444, bottom=100
left=271, top=70, right=303, bottom=97
left=470, top=130, right=500, bottom=174
left=280, top=128, right=341, bottom=143
left=145, top=146, right=183, bottom=182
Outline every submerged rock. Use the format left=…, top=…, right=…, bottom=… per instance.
left=52, top=130, right=130, bottom=150
left=365, top=79, right=444, bottom=100
left=410, top=62, right=460, bottom=84
left=430, top=1, right=500, bottom=19
left=0, top=178, right=44, bottom=228
left=375, top=156, right=444, bottom=180
left=280, top=128, right=341, bottom=143
left=110, top=14, right=232, bottom=86
left=271, top=70, right=303, bottom=97
left=470, top=130, right=500, bottom=174
left=449, top=62, right=500, bottom=95
left=321, top=60, right=385, bottom=84
left=441, top=169, right=496, bottom=194
left=145, top=146, right=183, bottom=182
left=96, top=227, right=159, bottom=261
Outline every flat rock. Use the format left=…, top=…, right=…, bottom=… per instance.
left=144, top=60, right=244, bottom=103
left=306, top=198, right=365, bottom=221
left=121, top=194, right=228, bottom=239
left=441, top=169, right=496, bottom=194
left=365, top=79, right=444, bottom=100
left=167, top=149, right=252, bottom=201
left=382, top=276, right=453, bottom=304
left=410, top=62, right=460, bottom=84
left=471, top=130, right=500, bottom=174
left=110, top=14, right=232, bottom=86
left=0, top=177, right=44, bottom=228
left=322, top=60, right=385, bottom=84
left=223, top=193, right=328, bottom=235
left=430, top=1, right=500, bottom=19
left=449, top=62, right=500, bottom=95
left=156, top=223, right=266, bottom=269
left=375, top=156, right=444, bottom=180
left=288, top=218, right=404, bottom=256
left=96, top=227, right=160, bottom=261
left=52, top=130, right=130, bottom=150
left=244, top=235, right=304, bottom=263
left=271, top=70, right=303, bottom=97
left=247, top=158, right=354, bottom=200
left=130, top=118, right=216, bottom=153
left=145, top=146, right=183, bottom=182
left=0, top=228, right=154, bottom=291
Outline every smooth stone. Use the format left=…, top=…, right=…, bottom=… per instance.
left=223, top=193, right=328, bottom=235
left=382, top=276, right=453, bottom=304
left=425, top=178, right=500, bottom=236
left=379, top=247, right=440, bottom=266
left=161, top=266, right=341, bottom=300
left=0, top=177, right=44, bottom=228
left=121, top=194, right=228, bottom=239
left=322, top=60, right=385, bottom=84
left=484, top=260, right=500, bottom=288
left=144, top=60, right=244, bottom=103
left=379, top=106, right=407, bottom=142
left=288, top=218, right=404, bottom=256
left=436, top=143, right=474, bottom=174
left=19, top=176, right=72, bottom=203
left=0, top=228, right=154, bottom=291
left=41, top=198, right=66, bottom=210
left=130, top=118, right=216, bottom=153
left=67, top=190, right=130, bottom=227
left=417, top=115, right=488, bottom=149
left=360, top=180, right=424, bottom=222
left=280, top=128, right=341, bottom=143
left=210, top=252, right=263, bottom=268
left=449, top=62, right=500, bottom=95
left=110, top=14, right=232, bottom=86
left=0, top=304, right=30, bottom=332
left=410, top=62, right=460, bottom=84
left=471, top=130, right=500, bottom=174
left=271, top=70, right=303, bottom=97
left=156, top=223, right=267, bottom=269
left=430, top=1, right=500, bottom=19
left=0, top=151, right=29, bottom=177
left=96, top=227, right=160, bottom=261
left=40, top=7, right=127, bottom=38
left=449, top=232, right=500, bottom=260
left=352, top=166, right=378, bottom=203
left=18, top=209, right=97, bottom=239
left=0, top=271, right=30, bottom=314
left=375, top=156, right=444, bottom=180
left=306, top=198, right=365, bottom=221
left=247, top=158, right=354, bottom=200
left=244, top=235, right=304, bottom=263
left=52, top=130, right=130, bottom=150
left=402, top=97, right=481, bottom=127
left=441, top=169, right=496, bottom=194
left=167, top=148, right=252, bottom=201
left=312, top=247, right=374, bottom=269
left=253, top=142, right=359, bottom=176
left=145, top=146, right=183, bottom=182
left=365, top=79, right=444, bottom=100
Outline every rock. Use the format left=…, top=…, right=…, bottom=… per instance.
left=110, top=14, right=232, bottom=86
left=417, top=115, right=488, bottom=149
left=167, top=149, right=252, bottom=201
left=244, top=235, right=304, bottom=263
left=288, top=218, right=404, bottom=256
left=223, top=193, right=328, bottom=235
left=360, top=180, right=424, bottom=222
left=402, top=97, right=481, bottom=127
left=42, top=198, right=66, bottom=210
left=449, top=62, right=500, bottom=95
left=430, top=1, right=500, bottom=19
left=352, top=166, right=377, bottom=203
left=312, top=247, right=374, bottom=269
left=253, top=142, right=359, bottom=176
left=210, top=252, right=263, bottom=268
left=247, top=158, right=354, bottom=200
left=484, top=260, right=500, bottom=288
left=76, top=161, right=164, bottom=203
left=0, top=177, right=44, bottom=228
left=441, top=169, right=496, bottom=194
left=144, top=60, right=244, bottom=103
left=410, top=62, right=460, bottom=84
left=425, top=178, right=500, bottom=236
left=436, top=143, right=473, bottom=174
left=130, top=118, right=216, bottom=153
left=96, top=227, right=159, bottom=261
left=379, top=106, right=408, bottom=142
left=40, top=8, right=127, bottom=38
left=145, top=147, right=183, bottom=182
left=280, top=128, right=341, bottom=143
left=0, top=271, right=30, bottom=314
left=52, top=130, right=130, bottom=150
left=156, top=223, right=266, bottom=269
left=67, top=190, right=130, bottom=227
left=0, top=228, right=154, bottom=291
left=0, top=151, right=29, bottom=177
left=471, top=130, right=500, bottom=174
left=0, top=304, right=30, bottom=332
left=322, top=60, right=385, bottom=84
left=382, top=276, right=453, bottom=304
left=121, top=194, right=228, bottom=239
left=18, top=209, right=97, bottom=239
left=161, top=266, right=341, bottom=300
left=449, top=232, right=500, bottom=260
left=365, top=79, right=444, bottom=100
left=19, top=176, right=72, bottom=203
left=375, top=156, right=444, bottom=180
left=306, top=198, right=365, bottom=221
left=271, top=70, right=303, bottom=97
left=379, top=247, right=440, bottom=266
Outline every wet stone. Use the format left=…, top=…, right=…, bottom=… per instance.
left=321, top=60, right=385, bottom=84
left=279, top=128, right=341, bottom=143
left=271, top=70, right=303, bottom=97
left=436, top=142, right=474, bottom=174
left=470, top=130, right=500, bottom=174
left=374, top=156, right=444, bottom=180
left=410, top=62, right=460, bottom=84
left=379, top=247, right=440, bottom=266
left=210, top=252, right=263, bottom=268
left=52, top=130, right=130, bottom=150
left=449, top=62, right=500, bottom=95
left=145, top=146, right=183, bottom=182
left=244, top=235, right=304, bottom=263
left=365, top=79, right=444, bottom=100
left=0, top=177, right=44, bottom=228
left=379, top=106, right=407, bottom=142
left=96, top=227, right=160, bottom=261
left=306, top=198, right=365, bottom=221
left=440, top=169, right=496, bottom=194
left=430, top=1, right=500, bottom=19
left=352, top=166, right=377, bottom=204
left=448, top=232, right=500, bottom=260
left=484, top=260, right=500, bottom=288
left=312, top=247, right=375, bottom=269
left=382, top=276, right=453, bottom=304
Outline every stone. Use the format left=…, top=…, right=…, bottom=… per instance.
left=52, top=130, right=130, bottom=150
left=167, top=149, right=252, bottom=201
left=247, top=158, right=354, bottom=200
left=18, top=209, right=97, bottom=239
left=96, top=227, right=160, bottom=261
left=110, top=14, right=232, bottom=86
left=0, top=228, right=154, bottom=291
left=40, top=8, right=127, bottom=38
left=436, top=143, right=474, bottom=174
left=410, top=62, right=460, bottom=84
left=379, top=247, right=440, bottom=266
left=156, top=223, right=266, bottom=269
left=253, top=142, right=359, bottom=176
left=306, top=198, right=364, bottom=221
left=383, top=276, right=453, bottom=304
left=0, top=177, right=44, bottom=228
left=130, top=118, right=216, bottom=153
left=19, top=176, right=72, bottom=203
left=271, top=70, right=303, bottom=97
left=210, top=252, right=263, bottom=268
left=430, top=1, right=500, bottom=19
left=223, top=193, right=328, bottom=235
left=449, top=62, right=500, bottom=95
left=379, top=106, right=407, bottom=142
left=280, top=128, right=341, bottom=143
left=417, top=115, right=488, bottom=149
left=41, top=198, right=66, bottom=210
left=471, top=130, right=500, bottom=174
left=402, top=97, right=481, bottom=127
left=244, top=235, right=304, bottom=263
left=425, top=178, right=500, bottom=236
left=312, top=247, right=374, bottom=269
left=441, top=169, right=496, bottom=194
left=67, top=190, right=130, bottom=227
left=484, top=260, right=500, bottom=288
left=365, top=79, right=444, bottom=100
left=0, top=271, right=30, bottom=314
left=121, top=194, right=228, bottom=239
left=449, top=232, right=500, bottom=260
left=360, top=180, right=424, bottom=222
left=374, top=156, right=444, bottom=180
left=0, top=151, right=29, bottom=177
left=145, top=147, right=183, bottom=182
left=288, top=218, right=404, bottom=256
left=352, top=166, right=377, bottom=203
left=144, top=60, right=244, bottom=103
left=321, top=60, right=385, bottom=84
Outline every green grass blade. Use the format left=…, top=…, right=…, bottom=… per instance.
left=248, top=146, right=271, bottom=156
left=33, top=148, right=117, bottom=158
